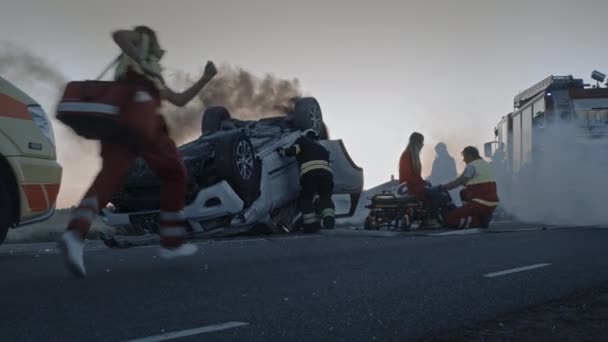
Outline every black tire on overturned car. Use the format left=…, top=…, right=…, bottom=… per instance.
left=214, top=131, right=262, bottom=207
left=202, top=106, right=231, bottom=136
left=290, top=97, right=329, bottom=139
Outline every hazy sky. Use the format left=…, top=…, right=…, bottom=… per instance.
left=2, top=0, right=607, bottom=208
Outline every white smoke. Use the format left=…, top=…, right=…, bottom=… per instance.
left=493, top=121, right=608, bottom=226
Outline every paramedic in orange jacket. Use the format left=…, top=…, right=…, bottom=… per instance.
left=439, top=146, right=499, bottom=229
left=399, top=132, right=428, bottom=199
left=399, top=132, right=447, bottom=223
left=58, top=26, right=217, bottom=278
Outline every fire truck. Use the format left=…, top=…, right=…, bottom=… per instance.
left=484, top=71, right=608, bottom=204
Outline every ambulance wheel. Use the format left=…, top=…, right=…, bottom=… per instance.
left=202, top=106, right=231, bottom=135
left=0, top=179, right=12, bottom=245
left=291, top=97, right=328, bottom=139
left=216, top=132, right=261, bottom=206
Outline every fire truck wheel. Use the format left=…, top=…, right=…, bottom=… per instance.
left=202, top=106, right=231, bottom=135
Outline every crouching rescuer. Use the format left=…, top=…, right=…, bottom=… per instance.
left=57, top=26, right=218, bottom=277
left=277, top=129, right=335, bottom=232
left=438, top=146, right=499, bottom=229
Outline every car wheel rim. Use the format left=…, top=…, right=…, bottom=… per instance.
left=235, top=140, right=254, bottom=180
left=309, top=106, right=322, bottom=135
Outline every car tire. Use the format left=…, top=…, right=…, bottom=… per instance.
left=215, top=132, right=261, bottom=207
left=291, top=97, right=328, bottom=138
left=202, top=106, right=231, bottom=135
left=0, top=179, right=13, bottom=245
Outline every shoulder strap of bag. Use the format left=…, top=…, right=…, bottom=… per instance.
left=96, top=53, right=124, bottom=81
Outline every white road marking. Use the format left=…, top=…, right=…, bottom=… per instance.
left=483, top=263, right=552, bottom=278
left=126, top=321, right=249, bottom=342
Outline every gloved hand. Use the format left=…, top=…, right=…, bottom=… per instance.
left=276, top=147, right=286, bottom=157
left=202, top=61, right=218, bottom=80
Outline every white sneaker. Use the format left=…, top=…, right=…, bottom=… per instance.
left=159, top=243, right=199, bottom=259
left=57, top=231, right=86, bottom=278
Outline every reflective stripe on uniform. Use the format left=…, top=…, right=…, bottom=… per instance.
left=303, top=217, right=321, bottom=224
left=472, top=198, right=499, bottom=207
left=134, top=91, right=153, bottom=103
left=57, top=102, right=119, bottom=115
left=300, top=160, right=333, bottom=176
left=459, top=216, right=472, bottom=228
left=322, top=208, right=335, bottom=217
left=302, top=212, right=321, bottom=224
left=159, top=210, right=185, bottom=221
left=159, top=227, right=186, bottom=237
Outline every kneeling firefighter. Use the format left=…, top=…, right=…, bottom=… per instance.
left=277, top=129, right=335, bottom=232
left=438, top=146, right=499, bottom=229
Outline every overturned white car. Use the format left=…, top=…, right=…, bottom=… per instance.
left=100, top=97, right=364, bottom=247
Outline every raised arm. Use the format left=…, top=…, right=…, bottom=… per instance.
left=161, top=61, right=218, bottom=107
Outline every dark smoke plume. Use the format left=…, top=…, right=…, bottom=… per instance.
left=162, top=64, right=302, bottom=144
left=0, top=43, right=304, bottom=206
left=0, top=42, right=67, bottom=87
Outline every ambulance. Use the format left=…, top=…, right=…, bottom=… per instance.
left=0, top=76, right=62, bottom=245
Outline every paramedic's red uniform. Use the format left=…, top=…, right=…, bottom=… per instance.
left=446, top=159, right=499, bottom=229
left=399, top=148, right=426, bottom=199
left=67, top=71, right=188, bottom=248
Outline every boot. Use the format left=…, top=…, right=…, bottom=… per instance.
left=159, top=243, right=199, bottom=259
left=57, top=230, right=86, bottom=278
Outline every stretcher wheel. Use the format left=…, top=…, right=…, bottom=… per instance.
left=364, top=216, right=377, bottom=230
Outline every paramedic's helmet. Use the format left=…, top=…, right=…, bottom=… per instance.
left=302, top=129, right=319, bottom=140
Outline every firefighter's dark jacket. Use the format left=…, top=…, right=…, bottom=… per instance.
left=283, top=136, right=333, bottom=176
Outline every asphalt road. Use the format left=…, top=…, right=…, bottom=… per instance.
left=1, top=225, right=608, bottom=342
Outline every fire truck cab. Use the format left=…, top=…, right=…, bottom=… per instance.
left=484, top=72, right=608, bottom=173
